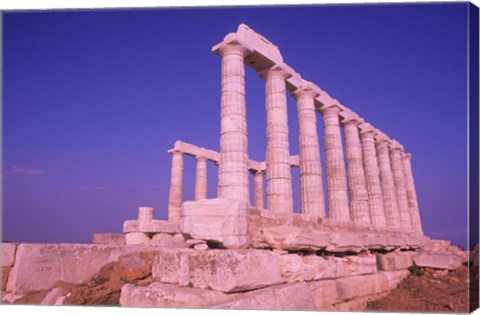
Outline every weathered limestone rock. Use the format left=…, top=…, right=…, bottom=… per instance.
left=92, top=233, right=125, bottom=245
left=308, top=270, right=409, bottom=309
left=212, top=281, right=316, bottom=311
left=150, top=233, right=186, bottom=248
left=152, top=249, right=282, bottom=293
left=125, top=232, right=150, bottom=246
left=2, top=266, right=12, bottom=290
left=279, top=254, right=376, bottom=282
left=422, top=239, right=452, bottom=252
left=1, top=243, right=16, bottom=267
left=377, top=251, right=415, bottom=271
left=120, top=282, right=230, bottom=308
left=180, top=198, right=248, bottom=249
left=6, top=243, right=155, bottom=295
left=413, top=252, right=463, bottom=270
left=123, top=220, right=180, bottom=234
left=41, top=287, right=69, bottom=305
left=252, top=225, right=330, bottom=251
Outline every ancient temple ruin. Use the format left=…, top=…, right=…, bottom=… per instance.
left=2, top=24, right=470, bottom=311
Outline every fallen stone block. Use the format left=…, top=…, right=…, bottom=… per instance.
left=1, top=243, right=16, bottom=267
left=180, top=198, right=249, bottom=249
left=125, top=232, right=151, bottom=246
left=120, top=282, right=230, bottom=308
left=123, top=220, right=180, bottom=234
left=251, top=225, right=330, bottom=251
left=308, top=270, right=409, bottom=309
left=279, top=254, right=377, bottom=282
left=422, top=239, right=452, bottom=252
left=413, top=252, right=463, bottom=270
left=377, top=251, right=415, bottom=271
left=327, top=232, right=365, bottom=253
left=152, top=249, right=282, bottom=293
left=150, top=233, right=186, bottom=248
left=92, top=233, right=125, bottom=245
left=212, top=281, right=316, bottom=311
left=6, top=243, right=158, bottom=295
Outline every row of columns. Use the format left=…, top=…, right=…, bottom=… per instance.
left=167, top=149, right=267, bottom=223
left=208, top=38, right=423, bottom=234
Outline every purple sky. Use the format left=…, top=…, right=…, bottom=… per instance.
left=2, top=3, right=472, bottom=247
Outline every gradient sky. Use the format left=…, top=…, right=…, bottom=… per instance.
left=2, top=3, right=471, bottom=247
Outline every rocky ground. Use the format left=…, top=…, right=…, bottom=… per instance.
left=367, top=263, right=478, bottom=313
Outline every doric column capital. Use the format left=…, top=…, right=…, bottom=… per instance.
left=195, top=155, right=207, bottom=162
left=213, top=38, right=251, bottom=58
left=168, top=148, right=183, bottom=155
left=340, top=109, right=364, bottom=127
left=319, top=103, right=342, bottom=115
left=389, top=139, right=404, bottom=152
left=258, top=63, right=294, bottom=80
left=373, top=129, right=391, bottom=144
left=291, top=81, right=321, bottom=100
left=401, top=152, right=412, bottom=160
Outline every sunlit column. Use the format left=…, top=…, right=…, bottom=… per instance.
left=194, top=156, right=207, bottom=200
left=402, top=152, right=423, bottom=234
left=168, top=150, right=183, bottom=222
left=254, top=170, right=265, bottom=209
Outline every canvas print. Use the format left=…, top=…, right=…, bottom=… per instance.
left=1, top=2, right=479, bottom=313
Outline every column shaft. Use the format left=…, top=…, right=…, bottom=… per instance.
left=217, top=45, right=250, bottom=202
left=375, top=140, right=400, bottom=228
left=294, top=90, right=325, bottom=218
left=264, top=68, right=293, bottom=214
left=359, top=130, right=387, bottom=227
left=321, top=106, right=350, bottom=221
left=390, top=146, right=413, bottom=231
left=402, top=153, right=423, bottom=234
left=168, top=151, right=183, bottom=222
left=343, top=121, right=370, bottom=224
left=194, top=156, right=207, bottom=201
left=254, top=171, right=265, bottom=209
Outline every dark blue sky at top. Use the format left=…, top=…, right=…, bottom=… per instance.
left=2, top=3, right=471, bottom=247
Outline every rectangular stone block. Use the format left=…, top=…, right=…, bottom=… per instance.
left=377, top=251, right=415, bottom=271
left=123, top=220, right=180, bottom=234
left=251, top=225, right=330, bottom=251
left=212, top=281, right=316, bottom=311
left=152, top=249, right=282, bottom=293
left=280, top=254, right=377, bottom=282
left=180, top=198, right=249, bottom=249
left=1, top=243, right=16, bottom=267
left=92, top=233, right=125, bottom=245
left=308, top=270, right=409, bottom=309
left=6, top=243, right=158, bottom=294
left=413, top=252, right=463, bottom=270
left=120, top=282, right=230, bottom=308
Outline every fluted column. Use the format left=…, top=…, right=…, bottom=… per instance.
left=261, top=65, right=293, bottom=214
left=292, top=85, right=325, bottom=218
left=342, top=115, right=371, bottom=224
left=194, top=156, right=207, bottom=201
left=359, top=124, right=386, bottom=227
left=254, top=170, right=265, bottom=209
left=320, top=104, right=350, bottom=221
left=390, top=141, right=413, bottom=231
left=402, top=152, right=423, bottom=234
left=375, top=134, right=400, bottom=229
left=216, top=43, right=250, bottom=203
left=168, top=150, right=183, bottom=222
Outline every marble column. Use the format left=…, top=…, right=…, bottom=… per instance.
left=320, top=104, right=350, bottom=221
left=216, top=43, right=250, bottom=203
left=292, top=85, right=326, bottom=218
left=402, top=152, right=423, bottom=234
left=168, top=150, right=183, bottom=223
left=194, top=156, right=207, bottom=201
left=261, top=65, right=293, bottom=214
left=342, top=115, right=371, bottom=224
left=254, top=170, right=265, bottom=209
left=389, top=141, right=413, bottom=231
left=375, top=135, right=400, bottom=229
left=359, top=124, right=387, bottom=227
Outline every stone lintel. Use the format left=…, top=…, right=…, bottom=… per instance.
left=373, top=129, right=391, bottom=143
left=285, top=72, right=303, bottom=92
left=123, top=220, right=181, bottom=234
